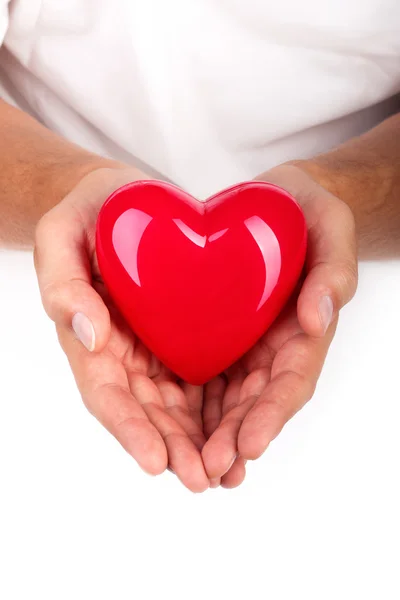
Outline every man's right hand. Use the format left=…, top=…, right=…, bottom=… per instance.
left=34, top=167, right=211, bottom=493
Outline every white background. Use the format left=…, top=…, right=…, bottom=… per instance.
left=0, top=249, right=399, bottom=600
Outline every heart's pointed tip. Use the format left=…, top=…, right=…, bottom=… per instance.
left=177, top=375, right=211, bottom=387
left=174, top=367, right=223, bottom=387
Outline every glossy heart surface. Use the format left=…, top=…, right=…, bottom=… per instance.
left=96, top=181, right=307, bottom=384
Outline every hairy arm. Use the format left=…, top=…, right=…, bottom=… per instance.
left=1, top=98, right=399, bottom=255
left=0, top=100, right=124, bottom=247
left=292, top=113, right=400, bottom=259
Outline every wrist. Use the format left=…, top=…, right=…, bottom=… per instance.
left=284, top=157, right=350, bottom=202
left=283, top=153, right=396, bottom=259
left=284, top=155, right=368, bottom=238
left=4, top=156, right=129, bottom=249
left=41, top=155, right=128, bottom=214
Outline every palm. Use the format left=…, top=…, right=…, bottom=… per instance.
left=59, top=269, right=210, bottom=492
left=37, top=172, right=211, bottom=493
left=202, top=295, right=337, bottom=483
left=199, top=163, right=360, bottom=485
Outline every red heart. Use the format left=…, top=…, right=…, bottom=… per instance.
left=96, top=181, right=307, bottom=384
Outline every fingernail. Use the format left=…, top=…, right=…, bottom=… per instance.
left=72, top=312, right=95, bottom=351
left=228, top=456, right=236, bottom=470
left=319, top=295, right=334, bottom=334
left=224, top=454, right=237, bottom=475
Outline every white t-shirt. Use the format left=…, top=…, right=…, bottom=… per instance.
left=0, top=0, right=400, bottom=199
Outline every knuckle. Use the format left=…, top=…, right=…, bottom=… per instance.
left=337, top=201, right=358, bottom=242
left=302, top=375, right=317, bottom=401
left=223, top=400, right=240, bottom=414
left=112, top=414, right=149, bottom=440
left=335, top=199, right=354, bottom=224
left=35, top=212, right=56, bottom=246
left=43, top=279, right=89, bottom=322
left=326, top=198, right=356, bottom=238
left=32, top=244, right=40, bottom=272
left=335, top=260, right=358, bottom=301
left=271, top=371, right=316, bottom=414
left=286, top=371, right=315, bottom=404
left=42, top=278, right=90, bottom=314
left=42, top=280, right=69, bottom=315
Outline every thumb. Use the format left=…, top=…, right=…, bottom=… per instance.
left=297, top=192, right=358, bottom=337
left=263, top=164, right=358, bottom=338
left=34, top=202, right=110, bottom=353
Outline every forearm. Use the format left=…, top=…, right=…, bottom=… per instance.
left=291, top=113, right=400, bottom=259
left=0, top=100, right=126, bottom=248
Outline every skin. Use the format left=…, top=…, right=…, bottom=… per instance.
left=1, top=99, right=399, bottom=491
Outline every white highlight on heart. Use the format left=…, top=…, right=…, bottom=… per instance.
left=113, top=208, right=153, bottom=287
left=244, top=216, right=282, bottom=311
left=173, top=219, right=207, bottom=248
left=208, top=228, right=229, bottom=243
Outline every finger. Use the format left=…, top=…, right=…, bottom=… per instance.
left=58, top=326, right=168, bottom=475
left=180, top=382, right=204, bottom=432
left=240, top=367, right=271, bottom=402
left=203, top=377, right=226, bottom=487
left=222, top=366, right=247, bottom=415
left=202, top=370, right=251, bottom=480
left=156, top=380, right=206, bottom=451
left=128, top=339, right=153, bottom=375
left=262, top=165, right=357, bottom=338
left=35, top=203, right=110, bottom=352
left=203, top=376, right=226, bottom=439
left=238, top=321, right=336, bottom=460
left=156, top=380, right=210, bottom=485
left=297, top=196, right=358, bottom=337
left=134, top=352, right=208, bottom=464
left=129, top=374, right=209, bottom=493
left=220, top=457, right=247, bottom=489
left=203, top=376, right=227, bottom=487
left=209, top=479, right=221, bottom=489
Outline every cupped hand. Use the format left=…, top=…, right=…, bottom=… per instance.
left=202, top=164, right=358, bottom=487
left=34, top=167, right=210, bottom=493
